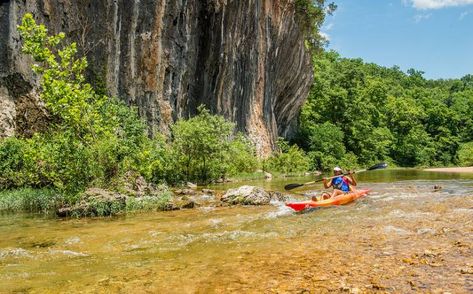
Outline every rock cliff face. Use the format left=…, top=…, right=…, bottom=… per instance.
left=0, top=0, right=313, bottom=155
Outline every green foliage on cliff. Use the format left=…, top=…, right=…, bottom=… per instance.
left=295, top=0, right=337, bottom=53
left=297, top=50, right=473, bottom=170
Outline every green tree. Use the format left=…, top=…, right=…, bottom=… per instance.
left=172, top=106, right=247, bottom=183
left=267, top=139, right=310, bottom=174
left=457, top=142, right=473, bottom=166
left=298, top=50, right=471, bottom=168
left=294, top=0, right=337, bottom=53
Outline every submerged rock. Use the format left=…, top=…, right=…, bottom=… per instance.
left=180, top=200, right=196, bottom=209
left=162, top=202, right=180, bottom=211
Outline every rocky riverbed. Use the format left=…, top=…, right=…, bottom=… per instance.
left=1, top=170, right=472, bottom=293
left=56, top=182, right=289, bottom=217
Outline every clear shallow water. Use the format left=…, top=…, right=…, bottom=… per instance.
left=208, top=168, right=473, bottom=191
left=1, top=170, right=473, bottom=293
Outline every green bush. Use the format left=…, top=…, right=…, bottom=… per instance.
left=0, top=138, right=32, bottom=189
left=304, top=122, right=348, bottom=171
left=0, top=188, right=62, bottom=213
left=118, top=135, right=185, bottom=188
left=457, top=142, right=473, bottom=166
left=224, top=134, right=259, bottom=177
left=267, top=139, right=310, bottom=174
left=391, top=126, right=435, bottom=167
left=125, top=191, right=172, bottom=213
left=169, top=106, right=258, bottom=183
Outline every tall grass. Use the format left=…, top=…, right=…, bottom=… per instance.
left=0, top=188, right=63, bottom=213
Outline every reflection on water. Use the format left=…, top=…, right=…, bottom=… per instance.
left=1, top=170, right=472, bottom=293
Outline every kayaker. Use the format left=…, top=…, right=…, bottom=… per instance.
left=322, top=166, right=357, bottom=199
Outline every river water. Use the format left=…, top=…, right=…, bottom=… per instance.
left=1, top=170, right=472, bottom=293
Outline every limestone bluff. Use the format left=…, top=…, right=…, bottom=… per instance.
left=0, top=0, right=313, bottom=156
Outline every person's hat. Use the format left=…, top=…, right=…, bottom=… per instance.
left=333, top=166, right=342, bottom=172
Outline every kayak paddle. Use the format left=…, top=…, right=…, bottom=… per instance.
left=284, top=162, right=388, bottom=191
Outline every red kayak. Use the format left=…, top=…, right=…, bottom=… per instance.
left=285, top=189, right=370, bottom=212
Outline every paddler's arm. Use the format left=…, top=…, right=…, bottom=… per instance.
left=322, top=177, right=332, bottom=189
left=347, top=171, right=357, bottom=186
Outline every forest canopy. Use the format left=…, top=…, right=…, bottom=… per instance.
left=296, top=50, right=473, bottom=171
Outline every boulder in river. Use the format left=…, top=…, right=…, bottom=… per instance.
left=174, top=188, right=196, bottom=196
left=186, top=182, right=197, bottom=189
left=56, top=188, right=127, bottom=217
left=221, top=186, right=286, bottom=205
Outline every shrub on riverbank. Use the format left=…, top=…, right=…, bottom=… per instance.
left=0, top=188, right=62, bottom=213
left=457, top=142, right=473, bottom=166
left=265, top=139, right=310, bottom=174
left=170, top=108, right=258, bottom=184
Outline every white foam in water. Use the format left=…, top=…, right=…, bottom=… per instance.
left=200, top=230, right=278, bottom=242
left=452, top=208, right=473, bottom=214
left=388, top=209, right=435, bottom=219
left=383, top=225, right=412, bottom=235
left=64, top=237, right=81, bottom=245
left=198, top=207, right=215, bottom=213
left=368, top=192, right=392, bottom=200
left=417, top=228, right=436, bottom=235
left=302, top=191, right=318, bottom=197
left=0, top=248, right=32, bottom=259
left=379, top=196, right=395, bottom=202
left=168, top=230, right=278, bottom=248
left=204, top=230, right=257, bottom=241
left=149, top=230, right=162, bottom=237
left=209, top=218, right=222, bottom=226
left=49, top=250, right=89, bottom=257
left=173, top=234, right=197, bottom=247
left=266, top=200, right=294, bottom=218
